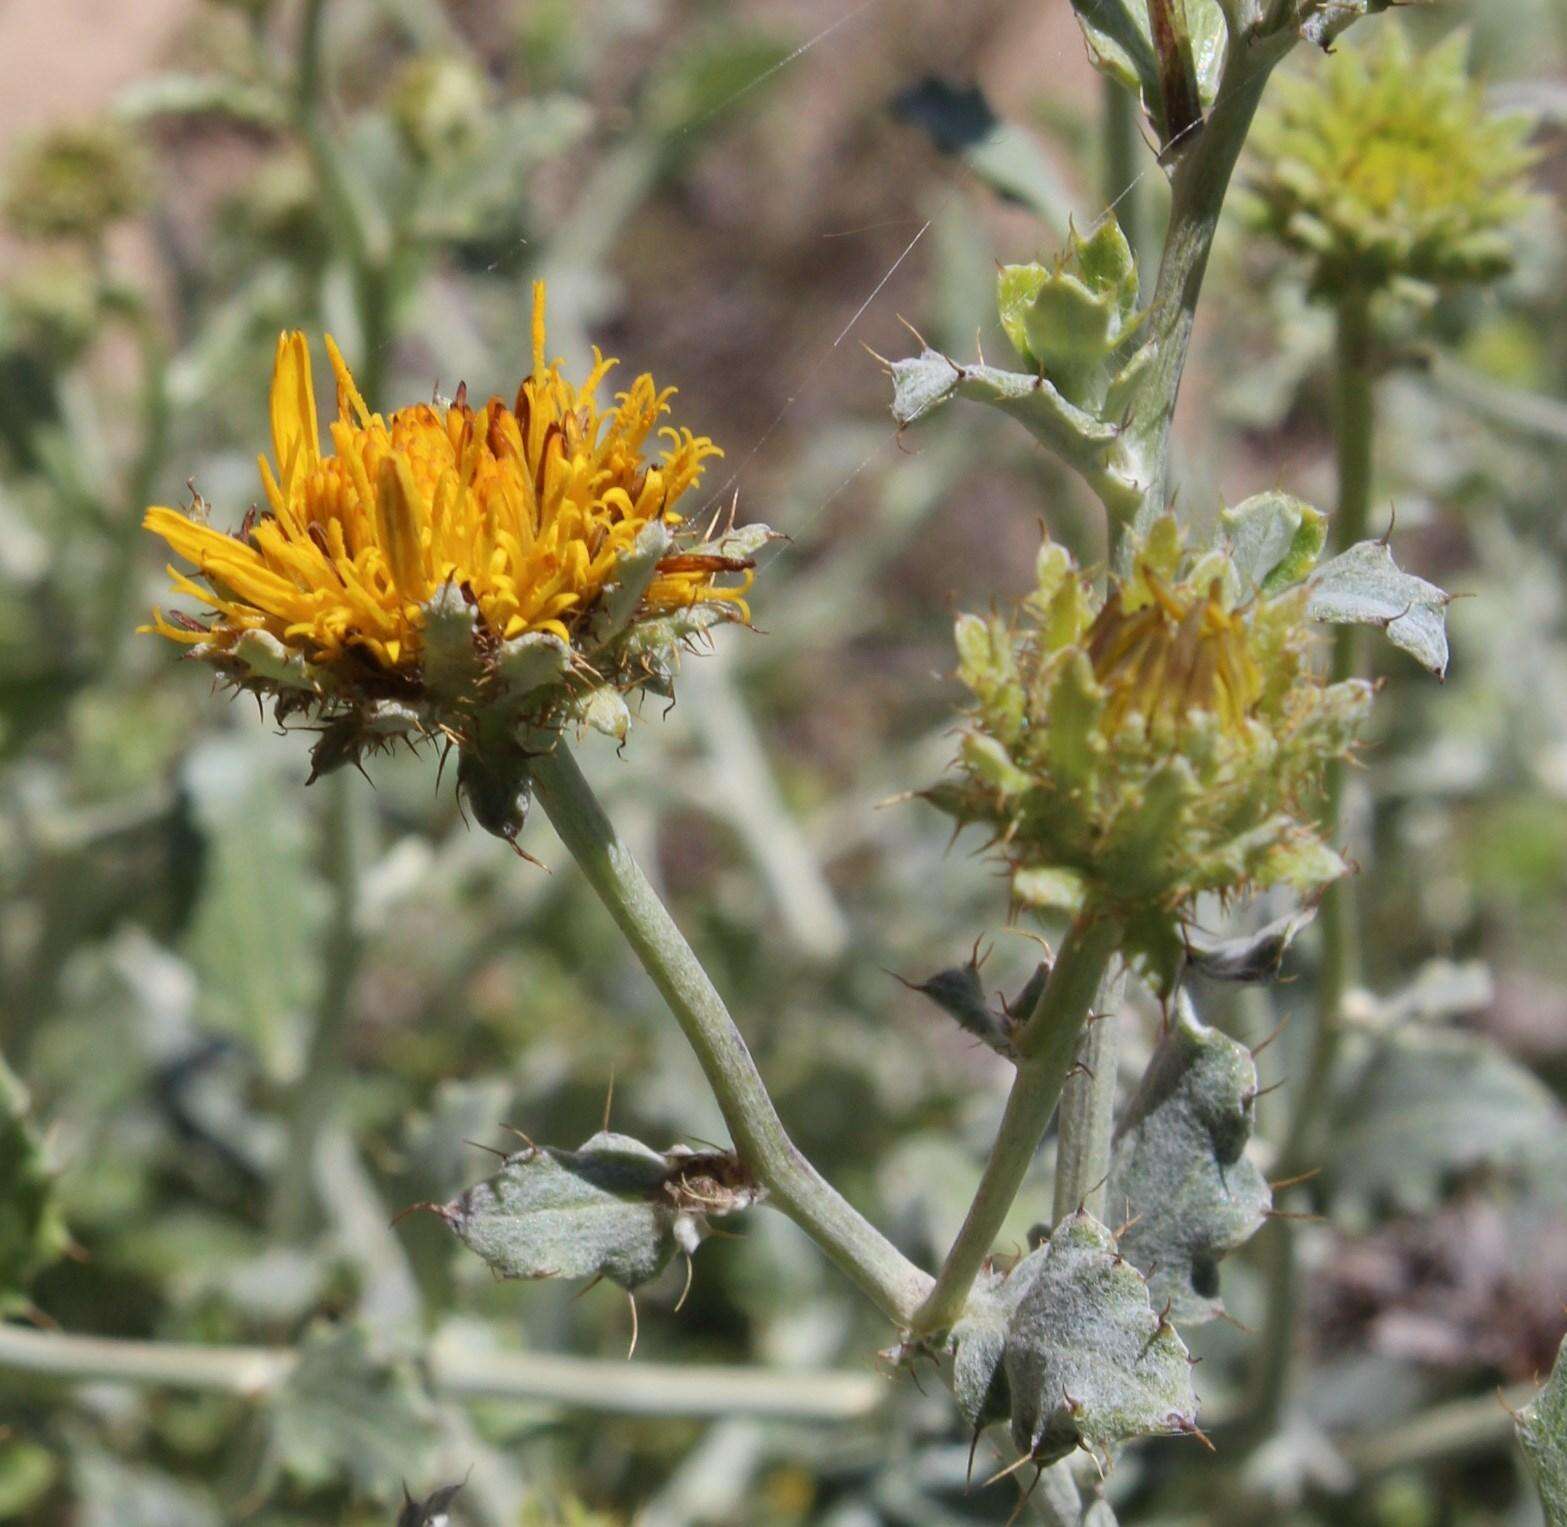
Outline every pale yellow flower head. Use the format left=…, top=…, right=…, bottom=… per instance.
left=1247, top=26, right=1539, bottom=296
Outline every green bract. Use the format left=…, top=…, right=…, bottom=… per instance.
left=925, top=504, right=1376, bottom=988
left=997, top=217, right=1144, bottom=413
left=1246, top=26, right=1538, bottom=296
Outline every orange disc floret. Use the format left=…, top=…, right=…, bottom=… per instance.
left=143, top=282, right=743, bottom=675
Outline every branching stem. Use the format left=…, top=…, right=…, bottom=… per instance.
left=530, top=746, right=933, bottom=1326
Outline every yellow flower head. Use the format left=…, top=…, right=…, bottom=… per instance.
left=1246, top=26, right=1539, bottom=295
left=144, top=284, right=766, bottom=821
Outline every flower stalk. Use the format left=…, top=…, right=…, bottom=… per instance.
left=910, top=912, right=1120, bottom=1339
left=529, top=744, right=934, bottom=1326
left=271, top=769, right=365, bottom=1238
left=1278, top=282, right=1375, bottom=1179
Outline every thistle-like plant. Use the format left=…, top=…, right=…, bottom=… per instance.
left=117, top=0, right=1496, bottom=1508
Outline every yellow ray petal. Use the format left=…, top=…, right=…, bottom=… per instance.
left=324, top=334, right=373, bottom=429
left=270, top=332, right=320, bottom=491
left=375, top=453, right=430, bottom=598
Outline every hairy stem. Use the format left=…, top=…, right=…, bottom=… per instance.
left=530, top=745, right=933, bottom=1326
left=1119, top=29, right=1296, bottom=563
left=1280, top=284, right=1374, bottom=1179
left=910, top=914, right=1121, bottom=1338
left=0, top=1322, right=885, bottom=1423
left=1248, top=284, right=1376, bottom=1441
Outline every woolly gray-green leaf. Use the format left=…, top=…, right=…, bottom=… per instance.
left=1001, top=1213, right=1199, bottom=1465
left=1517, top=1334, right=1567, bottom=1526
left=888, top=349, right=1140, bottom=514
left=1306, top=539, right=1453, bottom=678
left=1106, top=999, right=1271, bottom=1323
left=265, top=1324, right=438, bottom=1497
left=1328, top=1027, right=1561, bottom=1220
left=950, top=1272, right=1012, bottom=1431
left=437, top=1131, right=759, bottom=1291
left=890, top=350, right=1117, bottom=455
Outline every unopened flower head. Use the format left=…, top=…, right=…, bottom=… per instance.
left=1247, top=26, right=1538, bottom=296
left=926, top=513, right=1370, bottom=986
left=390, top=53, right=490, bottom=162
left=2, top=121, right=147, bottom=244
left=995, top=214, right=1145, bottom=414
left=144, top=283, right=765, bottom=832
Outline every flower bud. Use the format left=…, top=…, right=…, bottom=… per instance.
left=1245, top=26, right=1539, bottom=298
left=927, top=513, right=1374, bottom=988
left=996, top=216, right=1143, bottom=412
left=390, top=54, right=490, bottom=163
left=2, top=122, right=147, bottom=243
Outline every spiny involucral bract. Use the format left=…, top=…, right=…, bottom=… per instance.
left=142, top=282, right=766, bottom=832
left=925, top=517, right=1370, bottom=988
left=1245, top=25, right=1539, bottom=298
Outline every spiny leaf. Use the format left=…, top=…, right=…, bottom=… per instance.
left=1306, top=538, right=1453, bottom=678
left=950, top=1271, right=1012, bottom=1430
left=1001, top=1213, right=1199, bottom=1466
left=435, top=1131, right=760, bottom=1291
left=1106, top=999, right=1271, bottom=1323
left=1221, top=491, right=1326, bottom=600
left=396, top=1481, right=465, bottom=1527
left=1183, top=903, right=1316, bottom=983
left=1517, top=1333, right=1567, bottom=1527
left=1069, top=0, right=1229, bottom=149
left=890, top=351, right=1120, bottom=461
left=902, top=952, right=1049, bottom=1060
